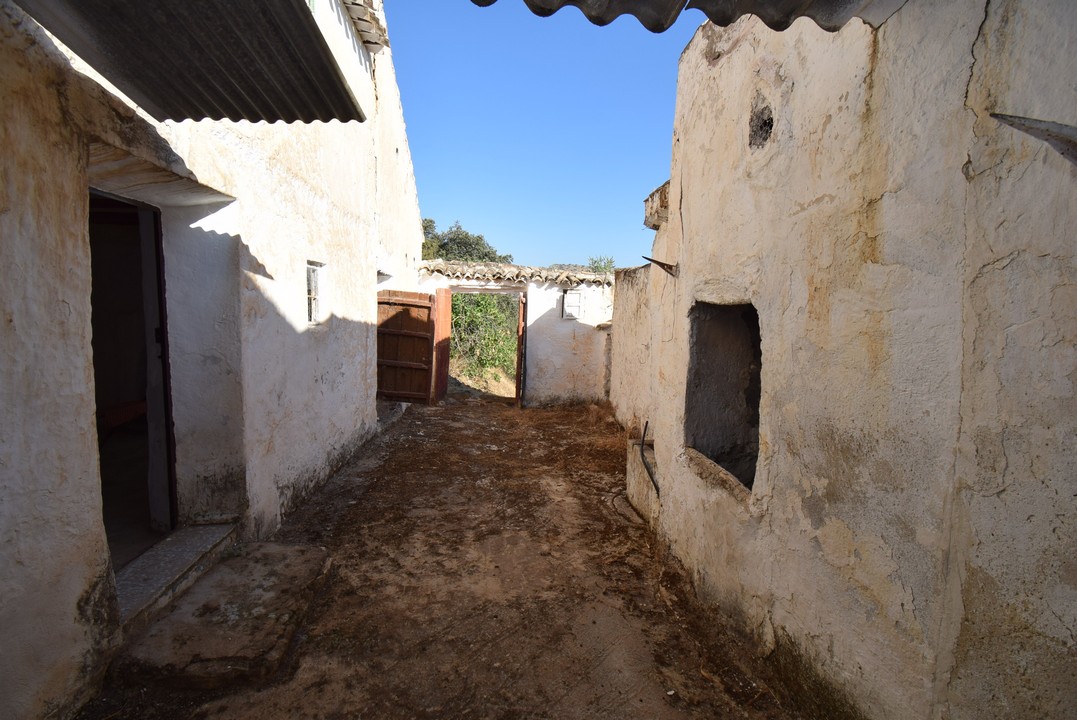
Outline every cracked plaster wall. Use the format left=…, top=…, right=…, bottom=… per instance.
left=949, top=0, right=1077, bottom=715
left=612, top=2, right=1075, bottom=718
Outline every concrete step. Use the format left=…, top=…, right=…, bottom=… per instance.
left=114, top=523, right=237, bottom=639
left=113, top=542, right=331, bottom=689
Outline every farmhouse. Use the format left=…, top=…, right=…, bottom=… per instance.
left=0, top=0, right=421, bottom=716
left=1, top=0, right=1073, bottom=718
left=610, top=2, right=1076, bottom=718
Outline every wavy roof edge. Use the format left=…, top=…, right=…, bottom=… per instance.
left=421, top=260, right=615, bottom=287
left=470, top=0, right=910, bottom=32
left=13, top=0, right=373, bottom=122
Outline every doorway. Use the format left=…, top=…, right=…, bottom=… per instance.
left=89, top=193, right=176, bottom=570
left=446, top=290, right=526, bottom=405
left=376, top=289, right=528, bottom=406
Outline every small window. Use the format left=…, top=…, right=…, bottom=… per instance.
left=684, top=302, right=762, bottom=490
left=306, top=261, right=324, bottom=324
left=562, top=290, right=582, bottom=319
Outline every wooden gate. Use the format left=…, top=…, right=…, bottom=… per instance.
left=377, top=289, right=450, bottom=404
left=515, top=293, right=527, bottom=406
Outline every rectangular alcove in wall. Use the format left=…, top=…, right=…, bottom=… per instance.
left=684, top=302, right=762, bottom=490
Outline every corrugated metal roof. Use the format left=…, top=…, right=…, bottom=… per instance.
left=470, top=0, right=910, bottom=32
left=15, top=0, right=366, bottom=122
left=422, top=260, right=615, bottom=287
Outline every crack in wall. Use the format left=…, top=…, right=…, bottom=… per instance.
left=931, top=2, right=994, bottom=715
left=963, top=0, right=992, bottom=117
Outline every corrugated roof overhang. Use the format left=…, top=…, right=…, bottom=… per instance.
left=471, top=0, right=910, bottom=32
left=15, top=0, right=366, bottom=122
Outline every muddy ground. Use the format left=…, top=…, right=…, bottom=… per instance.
left=80, top=391, right=805, bottom=719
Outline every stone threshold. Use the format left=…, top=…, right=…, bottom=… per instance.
left=114, top=523, right=237, bottom=639
left=114, top=543, right=332, bottom=689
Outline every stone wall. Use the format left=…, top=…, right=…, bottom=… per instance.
left=0, top=0, right=421, bottom=715
left=610, top=2, right=1076, bottom=718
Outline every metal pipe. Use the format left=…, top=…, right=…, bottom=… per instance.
left=639, top=420, right=660, bottom=497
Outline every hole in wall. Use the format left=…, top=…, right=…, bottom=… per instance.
left=684, top=302, right=762, bottom=490
left=749, top=100, right=774, bottom=149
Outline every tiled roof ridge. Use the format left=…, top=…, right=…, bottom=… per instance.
left=420, top=259, right=614, bottom=287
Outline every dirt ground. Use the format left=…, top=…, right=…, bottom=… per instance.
left=81, top=390, right=805, bottom=719
left=449, top=360, right=517, bottom=398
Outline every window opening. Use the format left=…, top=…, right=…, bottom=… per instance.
left=307, top=261, right=324, bottom=324
left=562, top=289, right=582, bottom=319
left=684, top=302, right=762, bottom=490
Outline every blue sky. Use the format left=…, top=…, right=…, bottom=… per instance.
left=382, top=2, right=703, bottom=268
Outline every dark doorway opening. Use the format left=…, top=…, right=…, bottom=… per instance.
left=89, top=193, right=176, bottom=570
left=684, top=302, right=762, bottom=490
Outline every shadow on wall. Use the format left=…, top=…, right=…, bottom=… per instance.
left=160, top=205, right=246, bottom=528
left=234, top=303, right=378, bottom=540
left=74, top=205, right=380, bottom=719
left=0, top=10, right=378, bottom=718
left=110, top=197, right=382, bottom=543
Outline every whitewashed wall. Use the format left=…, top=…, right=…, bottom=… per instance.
left=0, top=0, right=421, bottom=715
left=524, top=281, right=613, bottom=405
left=142, top=204, right=244, bottom=527
left=611, top=3, right=1076, bottom=718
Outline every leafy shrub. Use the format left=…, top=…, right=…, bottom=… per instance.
left=424, top=218, right=518, bottom=378
left=450, top=293, right=518, bottom=377
left=587, top=255, right=615, bottom=273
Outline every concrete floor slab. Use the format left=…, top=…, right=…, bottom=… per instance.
left=114, top=543, right=330, bottom=688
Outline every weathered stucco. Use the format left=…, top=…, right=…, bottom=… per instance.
left=2, top=8, right=131, bottom=717
left=610, top=265, right=651, bottom=432
left=610, top=3, right=1076, bottom=718
left=0, top=0, right=421, bottom=716
left=950, top=1, right=1077, bottom=715
left=523, top=281, right=613, bottom=405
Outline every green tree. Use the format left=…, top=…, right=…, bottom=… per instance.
left=421, top=218, right=440, bottom=260
left=422, top=219, right=513, bottom=264
left=422, top=219, right=518, bottom=378
left=587, top=255, right=615, bottom=273
left=450, top=293, right=518, bottom=376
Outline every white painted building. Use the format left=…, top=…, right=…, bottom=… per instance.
left=611, top=3, right=1076, bottom=719
left=0, top=0, right=421, bottom=716
left=420, top=260, right=614, bottom=405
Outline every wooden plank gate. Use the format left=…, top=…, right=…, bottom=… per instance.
left=514, top=293, right=527, bottom=406
left=377, top=289, right=450, bottom=404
